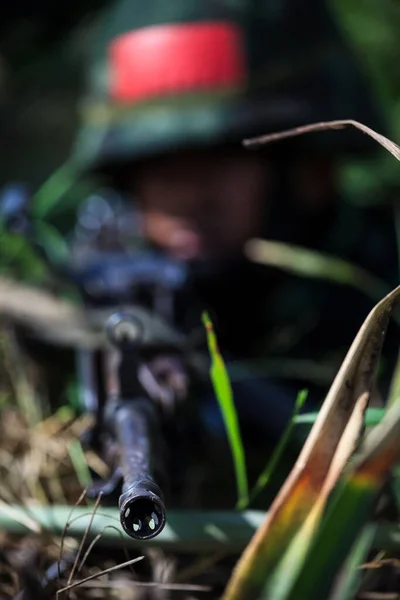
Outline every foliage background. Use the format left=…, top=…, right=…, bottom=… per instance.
left=0, top=5, right=400, bottom=597
left=0, top=0, right=400, bottom=265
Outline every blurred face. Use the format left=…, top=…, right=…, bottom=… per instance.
left=132, top=148, right=270, bottom=261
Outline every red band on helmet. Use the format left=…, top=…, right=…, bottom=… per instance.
left=109, top=22, right=247, bottom=103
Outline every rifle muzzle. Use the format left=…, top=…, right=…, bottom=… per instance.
left=109, top=399, right=167, bottom=541
left=119, top=479, right=166, bottom=540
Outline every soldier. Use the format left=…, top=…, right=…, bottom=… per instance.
left=68, top=0, right=399, bottom=453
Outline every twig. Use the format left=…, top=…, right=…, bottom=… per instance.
left=58, top=489, right=87, bottom=581
left=77, top=580, right=212, bottom=592
left=77, top=524, right=138, bottom=576
left=56, top=555, right=144, bottom=597
left=243, top=119, right=400, bottom=163
left=66, top=491, right=102, bottom=590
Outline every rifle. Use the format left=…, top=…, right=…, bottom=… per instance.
left=0, top=185, right=207, bottom=541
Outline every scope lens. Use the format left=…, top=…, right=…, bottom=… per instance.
left=106, top=313, right=144, bottom=347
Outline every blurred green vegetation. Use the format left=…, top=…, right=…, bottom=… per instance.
left=0, top=0, right=400, bottom=279
left=332, top=0, right=400, bottom=201
left=0, top=8, right=400, bottom=598
left=0, top=1, right=399, bottom=192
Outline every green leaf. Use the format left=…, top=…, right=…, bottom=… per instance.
left=0, top=503, right=398, bottom=555
left=294, top=407, right=386, bottom=428
left=248, top=389, right=308, bottom=505
left=245, top=238, right=390, bottom=305
left=33, top=220, right=70, bottom=265
left=328, top=525, right=377, bottom=600
left=67, top=439, right=93, bottom=489
left=202, top=312, right=249, bottom=509
left=0, top=228, right=46, bottom=280
left=284, top=393, right=400, bottom=600
left=222, top=283, right=400, bottom=600
left=31, top=162, right=78, bottom=219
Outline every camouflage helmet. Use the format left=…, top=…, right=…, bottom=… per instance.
left=71, top=0, right=385, bottom=178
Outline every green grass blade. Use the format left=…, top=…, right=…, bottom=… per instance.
left=67, top=439, right=93, bottom=489
left=0, top=505, right=267, bottom=550
left=202, top=312, right=248, bottom=509
left=248, top=389, right=308, bottom=505
left=1, top=332, right=43, bottom=427
left=33, top=220, right=70, bottom=265
left=32, top=162, right=77, bottom=219
left=388, top=205, right=400, bottom=408
left=328, top=525, right=377, bottom=600
left=246, top=238, right=390, bottom=304
left=0, top=229, right=46, bottom=281
left=283, top=395, right=400, bottom=600
left=294, top=407, right=386, bottom=428
left=391, top=463, right=400, bottom=511
left=387, top=350, right=400, bottom=408
left=0, top=504, right=397, bottom=553
left=222, top=284, right=400, bottom=600
left=280, top=481, right=377, bottom=600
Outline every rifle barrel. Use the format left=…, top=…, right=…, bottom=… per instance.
left=111, top=399, right=166, bottom=540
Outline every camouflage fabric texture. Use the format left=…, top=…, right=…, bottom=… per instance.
left=71, top=0, right=386, bottom=177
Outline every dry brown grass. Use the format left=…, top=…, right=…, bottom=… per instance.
left=0, top=331, right=221, bottom=599
left=0, top=402, right=217, bottom=599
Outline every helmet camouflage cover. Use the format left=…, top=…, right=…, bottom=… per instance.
left=71, top=0, right=385, bottom=178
